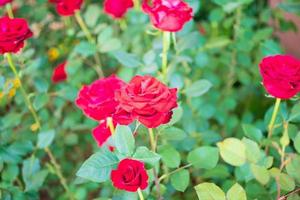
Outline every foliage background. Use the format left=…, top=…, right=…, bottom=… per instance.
left=1, top=0, right=300, bottom=199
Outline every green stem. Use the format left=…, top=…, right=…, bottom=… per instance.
left=5, top=53, right=75, bottom=200
left=134, top=0, right=140, bottom=11
left=5, top=3, right=14, bottom=18
left=148, top=128, right=156, bottom=151
left=268, top=98, right=281, bottom=139
left=137, top=188, right=144, bottom=200
left=161, top=31, right=170, bottom=82
left=74, top=11, right=94, bottom=43
left=158, top=164, right=192, bottom=183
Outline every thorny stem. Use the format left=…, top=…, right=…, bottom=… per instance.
left=5, top=53, right=75, bottom=200
left=74, top=11, right=104, bottom=78
left=161, top=31, right=170, bottom=82
left=158, top=164, right=192, bottom=183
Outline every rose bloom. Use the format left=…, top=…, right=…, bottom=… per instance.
left=259, top=55, right=300, bottom=99
left=0, top=17, right=33, bottom=54
left=142, top=0, right=193, bottom=32
left=49, top=0, right=83, bottom=16
left=76, top=75, right=132, bottom=124
left=52, top=61, right=67, bottom=83
left=115, top=75, right=178, bottom=128
left=103, top=0, right=134, bottom=19
left=0, top=0, right=12, bottom=6
left=111, top=159, right=148, bottom=192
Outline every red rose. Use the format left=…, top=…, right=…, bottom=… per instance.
left=92, top=120, right=115, bottom=147
left=52, top=61, right=67, bottom=83
left=142, top=0, right=193, bottom=32
left=0, top=0, right=12, bottom=6
left=0, top=17, right=33, bottom=54
left=259, top=55, right=300, bottom=99
left=75, top=75, right=133, bottom=123
left=115, top=75, right=178, bottom=128
left=111, top=159, right=148, bottom=192
left=49, top=0, right=83, bottom=16
left=103, top=0, right=134, bottom=19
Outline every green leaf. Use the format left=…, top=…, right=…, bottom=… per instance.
left=76, top=149, right=119, bottom=183
left=293, top=133, right=300, bottom=153
left=250, top=164, right=270, bottom=185
left=160, top=127, right=187, bottom=141
left=33, top=93, right=49, bottom=110
left=111, top=51, right=141, bottom=68
left=170, top=169, right=190, bottom=192
left=187, top=146, right=219, bottom=169
left=279, top=2, right=300, bottom=15
left=158, top=145, right=180, bottom=168
left=242, top=138, right=261, bottom=164
left=37, top=130, right=55, bottom=149
left=99, top=38, right=121, bottom=53
left=84, top=5, right=100, bottom=27
left=286, top=155, right=300, bottom=182
left=242, top=124, right=263, bottom=142
left=169, top=106, right=183, bottom=125
left=114, top=125, right=135, bottom=156
left=22, top=158, right=48, bottom=191
left=75, top=42, right=97, bottom=57
left=226, top=183, right=247, bottom=200
left=185, top=80, right=212, bottom=97
left=217, top=138, right=246, bottom=166
left=195, top=182, right=226, bottom=200
left=279, top=173, right=295, bottom=192
left=132, top=146, right=160, bottom=169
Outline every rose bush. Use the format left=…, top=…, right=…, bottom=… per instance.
left=1, top=0, right=300, bottom=200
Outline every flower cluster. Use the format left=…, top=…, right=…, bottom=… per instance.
left=76, top=75, right=178, bottom=147
left=259, top=55, right=300, bottom=99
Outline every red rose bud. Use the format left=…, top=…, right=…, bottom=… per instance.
left=103, top=0, right=134, bottom=19
left=49, top=0, right=83, bottom=16
left=0, top=17, right=33, bottom=54
left=115, top=75, right=178, bottom=128
left=0, top=0, right=12, bottom=6
left=142, top=0, right=193, bottom=32
left=75, top=75, right=130, bottom=122
left=52, top=61, right=67, bottom=83
left=111, top=159, right=148, bottom=192
left=92, top=119, right=116, bottom=147
left=259, top=55, right=300, bottom=99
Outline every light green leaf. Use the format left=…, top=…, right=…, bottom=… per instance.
left=114, top=125, right=135, bottom=156
left=217, top=138, right=246, bottom=166
left=187, top=146, right=219, bottom=169
left=286, top=156, right=300, bottom=182
left=242, top=138, right=261, bottom=164
left=195, top=182, right=226, bottom=200
left=242, top=124, right=263, bottom=142
left=99, top=38, right=121, bottom=53
left=132, top=146, right=160, bottom=168
left=111, top=51, right=142, bottom=68
left=279, top=173, right=295, bottom=192
left=170, top=169, right=190, bottom=192
left=37, top=130, right=55, bottom=149
left=185, top=79, right=212, bottom=97
left=293, top=133, right=300, bottom=153
left=250, top=164, right=270, bottom=185
left=33, top=93, right=49, bottom=110
left=74, top=42, right=97, bottom=57
left=76, top=150, right=119, bottom=183
left=160, top=127, right=187, bottom=141
left=226, top=183, right=247, bottom=200
left=158, top=145, right=180, bottom=168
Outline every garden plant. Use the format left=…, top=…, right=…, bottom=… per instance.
left=1, top=0, right=300, bottom=200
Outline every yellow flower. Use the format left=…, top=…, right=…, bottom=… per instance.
left=30, top=123, right=40, bottom=132
left=8, top=88, right=16, bottom=98
left=13, top=78, right=21, bottom=89
left=48, top=47, right=59, bottom=61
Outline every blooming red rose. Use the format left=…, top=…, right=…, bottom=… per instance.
left=75, top=75, right=133, bottom=124
left=259, top=55, right=300, bottom=99
left=111, top=159, right=148, bottom=192
left=103, top=0, right=134, bottom=19
left=92, top=119, right=115, bottom=147
left=115, top=75, right=178, bottom=128
left=52, top=61, right=67, bottom=83
left=142, top=0, right=193, bottom=32
left=49, top=0, right=83, bottom=16
left=0, top=17, right=33, bottom=54
left=0, top=0, right=12, bottom=6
